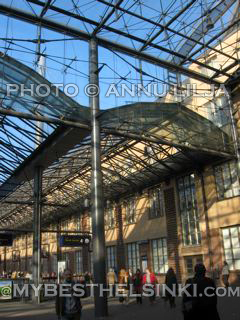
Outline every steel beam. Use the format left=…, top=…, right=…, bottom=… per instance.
left=180, top=16, right=240, bottom=65
left=96, top=0, right=238, bottom=63
left=92, top=0, right=124, bottom=36
left=172, top=0, right=237, bottom=65
left=89, top=38, right=108, bottom=318
left=0, top=228, right=91, bottom=233
left=32, top=166, right=42, bottom=304
left=0, top=4, right=222, bottom=85
left=0, top=200, right=68, bottom=207
left=139, top=0, right=197, bottom=52
left=0, top=108, right=90, bottom=130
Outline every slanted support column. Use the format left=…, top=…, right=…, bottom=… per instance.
left=32, top=166, right=43, bottom=304
left=89, top=37, right=108, bottom=318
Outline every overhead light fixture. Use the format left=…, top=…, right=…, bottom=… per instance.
left=84, top=198, right=90, bottom=208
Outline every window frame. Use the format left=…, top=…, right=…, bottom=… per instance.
left=214, top=161, right=240, bottom=201
left=106, top=246, right=117, bottom=271
left=151, top=238, right=168, bottom=274
left=127, top=242, right=140, bottom=273
left=125, top=198, right=136, bottom=224
left=105, top=204, right=115, bottom=230
left=177, top=173, right=201, bottom=246
left=222, top=226, right=240, bottom=271
left=149, top=187, right=165, bottom=219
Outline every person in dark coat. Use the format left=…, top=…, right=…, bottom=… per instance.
left=165, top=267, right=178, bottom=308
left=133, top=269, right=143, bottom=304
left=56, top=269, right=82, bottom=320
left=182, top=263, right=220, bottom=320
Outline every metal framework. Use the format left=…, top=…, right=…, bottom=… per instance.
left=0, top=1, right=239, bottom=314
left=0, top=4, right=237, bottom=225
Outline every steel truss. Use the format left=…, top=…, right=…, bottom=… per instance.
left=0, top=0, right=238, bottom=230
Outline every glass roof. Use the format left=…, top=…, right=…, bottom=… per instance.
left=0, top=51, right=90, bottom=185
left=0, top=0, right=239, bottom=109
left=0, top=0, right=238, bottom=229
left=100, top=102, right=234, bottom=155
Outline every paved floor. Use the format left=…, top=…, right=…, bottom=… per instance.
left=0, top=295, right=238, bottom=319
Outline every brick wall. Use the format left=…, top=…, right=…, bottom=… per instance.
left=164, top=187, right=182, bottom=281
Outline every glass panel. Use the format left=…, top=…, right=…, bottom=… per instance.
left=215, top=161, right=240, bottom=199
left=225, top=249, right=233, bottom=260
left=178, top=174, right=200, bottom=246
left=222, top=228, right=230, bottom=239
left=232, top=237, right=240, bottom=248
left=233, top=248, right=240, bottom=260
left=226, top=260, right=234, bottom=270
left=234, top=259, right=240, bottom=270
left=230, top=227, right=238, bottom=237
left=223, top=238, right=231, bottom=249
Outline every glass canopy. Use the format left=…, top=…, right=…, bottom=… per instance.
left=0, top=53, right=235, bottom=230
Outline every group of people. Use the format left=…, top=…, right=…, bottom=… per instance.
left=108, top=268, right=158, bottom=305
left=56, top=262, right=226, bottom=320
left=0, top=270, right=33, bottom=279
left=107, top=268, right=157, bottom=305
left=1, top=261, right=229, bottom=320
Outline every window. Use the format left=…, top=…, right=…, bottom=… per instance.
left=214, top=161, right=240, bottom=200
left=62, top=252, right=70, bottom=269
left=61, top=220, right=68, bottom=231
left=185, top=255, right=203, bottom=276
left=125, top=198, right=136, bottom=224
left=76, top=216, right=81, bottom=231
left=151, top=238, right=168, bottom=274
left=105, top=204, right=115, bottom=229
left=222, top=226, right=240, bottom=270
left=177, top=174, right=201, bottom=246
left=149, top=187, right=165, bottom=218
left=76, top=249, right=83, bottom=274
left=106, top=246, right=116, bottom=270
left=127, top=242, right=140, bottom=273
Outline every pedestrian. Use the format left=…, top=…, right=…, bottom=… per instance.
left=56, top=269, right=82, bottom=320
left=107, top=268, right=117, bottom=297
left=221, top=261, right=230, bottom=288
left=165, top=267, right=178, bottom=308
left=133, top=268, right=143, bottom=304
left=182, top=263, right=220, bottom=320
left=118, top=268, right=129, bottom=305
left=142, top=268, right=157, bottom=304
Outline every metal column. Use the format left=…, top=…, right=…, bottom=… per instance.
left=32, top=166, right=43, bottom=304
left=89, top=37, right=108, bottom=318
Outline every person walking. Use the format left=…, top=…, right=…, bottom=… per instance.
left=165, top=267, right=178, bottom=308
left=56, top=269, right=82, bottom=320
left=107, top=268, right=117, bottom=297
left=133, top=269, right=143, bottom=304
left=221, top=261, right=230, bottom=288
left=182, top=263, right=220, bottom=320
left=118, top=268, right=129, bottom=305
left=142, top=268, right=157, bottom=304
